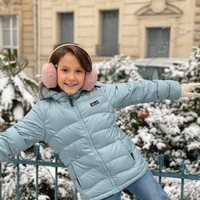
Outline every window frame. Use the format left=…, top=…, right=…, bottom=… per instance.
left=1, top=15, right=19, bottom=57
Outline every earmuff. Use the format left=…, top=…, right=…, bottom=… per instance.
left=41, top=43, right=97, bottom=91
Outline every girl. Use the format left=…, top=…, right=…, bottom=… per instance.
left=0, top=43, right=199, bottom=200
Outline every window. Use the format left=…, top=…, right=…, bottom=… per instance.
left=59, top=13, right=74, bottom=43
left=146, top=27, right=170, bottom=58
left=0, top=15, right=18, bottom=57
left=96, top=10, right=119, bottom=56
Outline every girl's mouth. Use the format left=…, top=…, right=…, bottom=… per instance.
left=65, top=83, right=77, bottom=87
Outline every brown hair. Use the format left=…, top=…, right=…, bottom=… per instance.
left=49, top=43, right=92, bottom=72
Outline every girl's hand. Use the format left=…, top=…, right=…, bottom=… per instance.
left=181, top=83, right=200, bottom=97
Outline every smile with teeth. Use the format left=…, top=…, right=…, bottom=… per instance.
left=65, top=83, right=77, bottom=87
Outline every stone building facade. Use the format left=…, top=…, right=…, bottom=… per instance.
left=0, top=0, right=199, bottom=78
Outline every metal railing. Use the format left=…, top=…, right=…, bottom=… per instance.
left=0, top=144, right=199, bottom=200
left=152, top=153, right=200, bottom=200
left=0, top=144, right=78, bottom=200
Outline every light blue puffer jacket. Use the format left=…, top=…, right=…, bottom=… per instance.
left=0, top=80, right=181, bottom=200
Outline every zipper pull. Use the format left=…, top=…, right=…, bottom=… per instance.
left=68, top=96, right=74, bottom=107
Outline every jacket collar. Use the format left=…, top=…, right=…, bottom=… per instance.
left=39, top=87, right=82, bottom=103
left=39, top=82, right=102, bottom=102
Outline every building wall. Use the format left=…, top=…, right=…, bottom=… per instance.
left=0, top=0, right=35, bottom=76
left=194, top=0, right=200, bottom=46
left=0, top=0, right=199, bottom=78
left=39, top=0, right=198, bottom=61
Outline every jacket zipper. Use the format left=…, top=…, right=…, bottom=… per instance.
left=72, top=101, right=118, bottom=193
left=68, top=96, right=74, bottom=107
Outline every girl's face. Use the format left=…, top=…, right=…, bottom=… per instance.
left=57, top=52, right=86, bottom=95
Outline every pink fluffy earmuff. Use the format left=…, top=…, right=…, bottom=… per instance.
left=41, top=44, right=97, bottom=91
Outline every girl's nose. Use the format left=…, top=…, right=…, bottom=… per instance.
left=68, top=72, right=75, bottom=80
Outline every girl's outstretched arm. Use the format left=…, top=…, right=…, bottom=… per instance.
left=0, top=101, right=46, bottom=162
left=101, top=80, right=200, bottom=109
left=102, top=80, right=180, bottom=108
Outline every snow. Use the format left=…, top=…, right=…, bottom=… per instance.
left=13, top=104, right=24, bottom=121
left=0, top=76, right=8, bottom=90
left=12, top=75, right=35, bottom=107
left=0, top=54, right=38, bottom=124
left=1, top=48, right=200, bottom=199
left=1, top=84, right=15, bottom=110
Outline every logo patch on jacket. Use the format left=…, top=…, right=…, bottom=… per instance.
left=90, top=100, right=99, bottom=107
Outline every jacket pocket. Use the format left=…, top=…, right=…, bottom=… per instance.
left=119, top=139, right=135, bottom=163
left=130, top=152, right=135, bottom=161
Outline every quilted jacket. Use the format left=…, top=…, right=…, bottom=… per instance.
left=0, top=80, right=181, bottom=199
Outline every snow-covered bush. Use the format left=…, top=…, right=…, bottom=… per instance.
left=93, top=55, right=142, bottom=82
left=164, top=179, right=200, bottom=200
left=163, top=47, right=200, bottom=165
left=0, top=53, right=38, bottom=128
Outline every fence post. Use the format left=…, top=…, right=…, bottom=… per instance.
left=158, top=154, right=164, bottom=184
left=180, top=163, right=185, bottom=200
left=54, top=154, right=58, bottom=200
left=0, top=163, right=2, bottom=200
left=16, top=155, right=20, bottom=200
left=34, top=144, right=40, bottom=200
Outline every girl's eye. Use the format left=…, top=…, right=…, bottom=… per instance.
left=76, top=70, right=84, bottom=73
left=62, top=68, right=68, bottom=72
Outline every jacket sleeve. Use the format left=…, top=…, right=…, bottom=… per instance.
left=102, top=80, right=181, bottom=109
left=0, top=101, right=46, bottom=162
